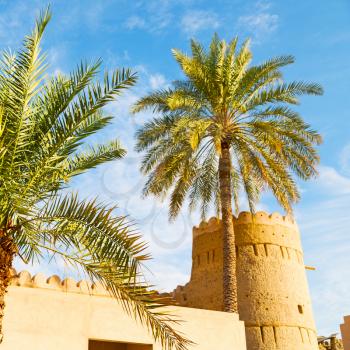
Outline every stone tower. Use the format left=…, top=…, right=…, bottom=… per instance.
left=173, top=211, right=318, bottom=350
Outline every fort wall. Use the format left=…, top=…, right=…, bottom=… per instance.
left=2, top=269, right=247, bottom=350
left=173, top=211, right=318, bottom=350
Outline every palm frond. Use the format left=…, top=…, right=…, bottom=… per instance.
left=65, top=140, right=126, bottom=177
left=0, top=8, right=190, bottom=350
left=12, top=193, right=191, bottom=350
left=133, top=33, right=322, bottom=220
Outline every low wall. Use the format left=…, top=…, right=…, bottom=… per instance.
left=1, top=270, right=247, bottom=350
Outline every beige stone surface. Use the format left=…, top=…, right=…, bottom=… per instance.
left=1, top=270, right=247, bottom=350
left=341, top=316, right=350, bottom=350
left=173, top=211, right=318, bottom=350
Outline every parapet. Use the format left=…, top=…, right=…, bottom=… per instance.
left=9, top=268, right=178, bottom=306
left=193, top=211, right=301, bottom=252
left=193, top=211, right=297, bottom=236
left=9, top=268, right=111, bottom=297
left=193, top=217, right=222, bottom=238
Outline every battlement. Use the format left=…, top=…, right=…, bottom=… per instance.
left=9, top=268, right=110, bottom=297
left=193, top=211, right=297, bottom=238
left=9, top=268, right=177, bottom=307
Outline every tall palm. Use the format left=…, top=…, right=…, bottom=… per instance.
left=0, top=9, right=189, bottom=350
left=132, top=35, right=323, bottom=313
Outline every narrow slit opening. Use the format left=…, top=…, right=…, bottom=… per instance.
left=280, top=246, right=285, bottom=258
left=260, top=326, right=265, bottom=343
left=264, top=244, right=269, bottom=256
left=273, top=326, right=277, bottom=344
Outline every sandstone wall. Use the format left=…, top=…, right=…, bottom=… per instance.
left=2, top=269, right=247, bottom=350
left=173, top=211, right=318, bottom=350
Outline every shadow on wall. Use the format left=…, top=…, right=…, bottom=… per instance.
left=89, top=340, right=152, bottom=350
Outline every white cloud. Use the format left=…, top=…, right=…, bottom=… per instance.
left=181, top=10, right=219, bottom=35
left=237, top=1, right=278, bottom=43
left=0, top=1, right=43, bottom=47
left=255, top=0, right=272, bottom=12
left=340, top=143, right=350, bottom=175
left=125, top=15, right=146, bottom=30
left=238, top=13, right=278, bottom=34
left=315, top=165, right=350, bottom=195
left=122, top=0, right=172, bottom=34
left=149, top=73, right=167, bottom=90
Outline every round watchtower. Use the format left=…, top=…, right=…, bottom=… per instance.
left=172, top=211, right=318, bottom=350
left=235, top=211, right=318, bottom=350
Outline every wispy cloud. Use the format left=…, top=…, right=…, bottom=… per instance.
left=0, top=1, right=43, bottom=47
left=149, top=73, right=167, bottom=90
left=340, top=143, right=350, bottom=175
left=238, top=13, right=278, bottom=36
left=237, top=1, right=279, bottom=43
left=316, top=165, right=350, bottom=195
left=125, top=15, right=146, bottom=30
left=123, top=0, right=173, bottom=34
left=181, top=10, right=220, bottom=36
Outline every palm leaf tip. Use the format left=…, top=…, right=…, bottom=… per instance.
left=34, top=6, right=52, bottom=37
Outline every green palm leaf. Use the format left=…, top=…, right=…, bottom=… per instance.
left=0, top=7, right=190, bottom=350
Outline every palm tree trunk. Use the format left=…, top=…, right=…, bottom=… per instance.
left=0, top=233, right=16, bottom=343
left=219, top=141, right=238, bottom=313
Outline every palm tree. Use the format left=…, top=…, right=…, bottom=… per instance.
left=132, top=35, right=323, bottom=314
left=0, top=8, right=189, bottom=350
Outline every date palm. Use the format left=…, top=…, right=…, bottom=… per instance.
left=132, top=35, right=323, bottom=313
left=0, top=9, right=189, bottom=350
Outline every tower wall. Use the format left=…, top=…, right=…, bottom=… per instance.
left=341, top=316, right=350, bottom=350
left=173, top=212, right=318, bottom=350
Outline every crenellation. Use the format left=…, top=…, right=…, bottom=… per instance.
left=91, top=281, right=109, bottom=296
left=62, top=278, right=80, bottom=293
left=46, top=275, right=62, bottom=289
left=8, top=270, right=111, bottom=296
left=234, top=211, right=297, bottom=227
left=17, top=270, right=32, bottom=287
left=77, top=280, right=90, bottom=294
left=32, top=273, right=47, bottom=288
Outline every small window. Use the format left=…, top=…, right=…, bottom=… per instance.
left=298, top=305, right=304, bottom=314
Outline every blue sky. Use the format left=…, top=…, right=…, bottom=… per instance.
left=4, top=0, right=350, bottom=337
